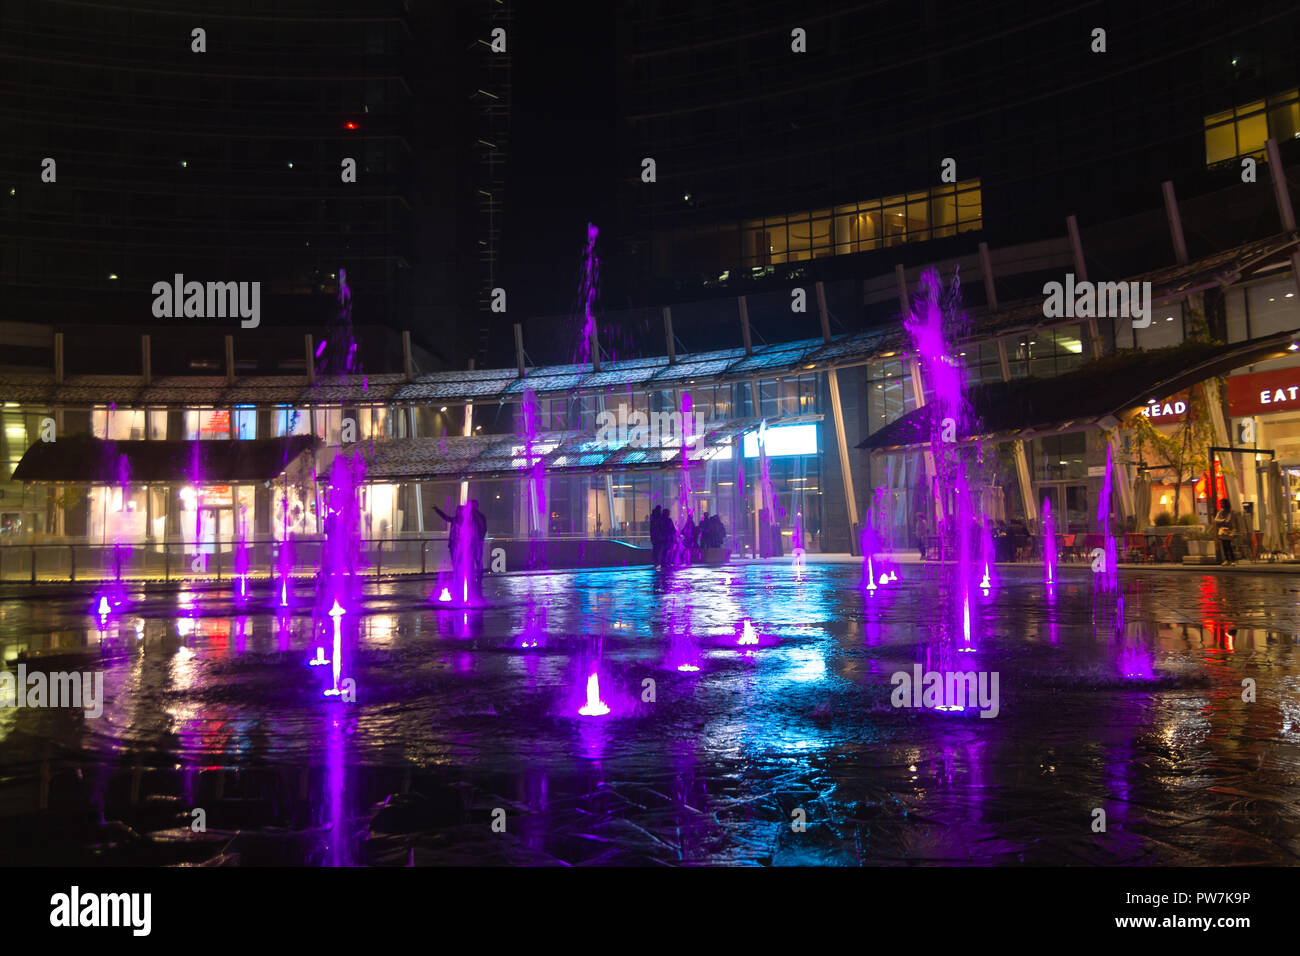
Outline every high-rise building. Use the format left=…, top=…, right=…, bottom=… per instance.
left=2, top=0, right=476, bottom=364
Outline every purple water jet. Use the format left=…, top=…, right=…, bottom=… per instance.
left=903, top=268, right=976, bottom=652
left=1042, top=497, right=1058, bottom=589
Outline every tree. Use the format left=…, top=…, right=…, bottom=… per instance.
left=1124, top=382, right=1218, bottom=520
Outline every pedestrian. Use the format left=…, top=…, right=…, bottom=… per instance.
left=650, top=505, right=664, bottom=566
left=470, top=499, right=487, bottom=592
left=433, top=503, right=462, bottom=578
left=915, top=510, right=930, bottom=560
left=1214, top=497, right=1237, bottom=565
left=684, top=513, right=699, bottom=563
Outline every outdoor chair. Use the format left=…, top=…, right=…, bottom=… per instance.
left=1059, top=534, right=1078, bottom=563
left=1124, top=532, right=1148, bottom=563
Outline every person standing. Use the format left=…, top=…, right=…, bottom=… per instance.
left=649, top=505, right=664, bottom=566
left=470, top=500, right=487, bottom=592
left=914, top=510, right=930, bottom=560
left=1214, top=498, right=1237, bottom=565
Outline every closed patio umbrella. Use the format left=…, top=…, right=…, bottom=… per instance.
left=1133, top=473, right=1152, bottom=530
left=985, top=483, right=1007, bottom=523
left=1265, top=460, right=1287, bottom=556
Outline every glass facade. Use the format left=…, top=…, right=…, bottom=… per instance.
left=739, top=180, right=982, bottom=268
left=1204, top=89, right=1300, bottom=167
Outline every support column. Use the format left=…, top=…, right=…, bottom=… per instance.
left=1012, top=440, right=1036, bottom=528
left=1265, top=137, right=1300, bottom=294
left=663, top=307, right=677, bottom=363
left=995, top=337, right=1038, bottom=527
left=827, top=367, right=860, bottom=554
left=815, top=281, right=832, bottom=344
left=514, top=323, right=526, bottom=377
left=1067, top=215, right=1103, bottom=359
left=1203, top=379, right=1243, bottom=514
left=738, top=296, right=754, bottom=356
left=1161, top=181, right=1189, bottom=265
left=409, top=405, right=423, bottom=532
left=979, top=242, right=998, bottom=311
left=304, top=335, right=316, bottom=384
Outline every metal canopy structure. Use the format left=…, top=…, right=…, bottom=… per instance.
left=1, top=233, right=1295, bottom=413
left=860, top=330, right=1300, bottom=451
left=362, top=415, right=794, bottom=482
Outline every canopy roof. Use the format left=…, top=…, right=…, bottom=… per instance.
left=12, top=435, right=320, bottom=483
left=3, top=234, right=1293, bottom=410
left=860, top=331, right=1300, bottom=451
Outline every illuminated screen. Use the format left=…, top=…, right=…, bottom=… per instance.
left=743, top=423, right=818, bottom=458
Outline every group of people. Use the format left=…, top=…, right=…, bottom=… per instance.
left=433, top=500, right=488, bottom=594
left=649, top=505, right=727, bottom=569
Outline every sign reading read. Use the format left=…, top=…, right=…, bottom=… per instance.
left=1140, top=398, right=1187, bottom=422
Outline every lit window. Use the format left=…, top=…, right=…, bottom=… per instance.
left=1204, top=90, right=1299, bottom=167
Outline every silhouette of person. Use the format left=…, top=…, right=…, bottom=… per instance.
left=470, top=500, right=487, bottom=591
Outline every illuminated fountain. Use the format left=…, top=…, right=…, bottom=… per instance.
left=738, top=618, right=759, bottom=646
left=317, top=267, right=368, bottom=614
left=518, top=388, right=547, bottom=573
left=322, top=599, right=346, bottom=698
left=233, top=502, right=250, bottom=600
left=1042, top=497, right=1058, bottom=591
left=577, top=672, right=610, bottom=717
left=277, top=490, right=293, bottom=608
left=904, top=268, right=979, bottom=666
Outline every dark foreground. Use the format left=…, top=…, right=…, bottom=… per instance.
left=1, top=563, right=1297, bottom=866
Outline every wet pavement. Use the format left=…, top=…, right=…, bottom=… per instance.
left=1, top=562, right=1298, bottom=866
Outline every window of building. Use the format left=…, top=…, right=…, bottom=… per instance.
left=737, top=179, right=981, bottom=267
left=1204, top=89, right=1300, bottom=167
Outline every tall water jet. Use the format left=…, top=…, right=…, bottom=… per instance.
left=674, top=391, right=697, bottom=568
left=316, top=267, right=367, bottom=612
left=276, top=487, right=293, bottom=607
left=233, top=501, right=250, bottom=600
left=574, top=222, right=601, bottom=368
left=1094, top=445, right=1123, bottom=631
left=903, top=268, right=976, bottom=654
left=519, top=388, right=547, bottom=570
left=755, top=421, right=783, bottom=557
left=1042, top=497, right=1058, bottom=589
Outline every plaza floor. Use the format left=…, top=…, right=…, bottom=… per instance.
left=0, top=562, right=1297, bottom=866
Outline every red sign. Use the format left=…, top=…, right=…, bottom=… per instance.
left=1227, top=368, right=1300, bottom=416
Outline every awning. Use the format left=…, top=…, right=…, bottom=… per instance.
left=860, top=331, right=1300, bottom=451
left=12, top=435, right=320, bottom=483
left=363, top=415, right=808, bottom=482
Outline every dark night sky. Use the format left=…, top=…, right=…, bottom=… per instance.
left=501, top=0, right=619, bottom=319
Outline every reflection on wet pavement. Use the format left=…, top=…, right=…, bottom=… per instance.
left=1, top=564, right=1298, bottom=865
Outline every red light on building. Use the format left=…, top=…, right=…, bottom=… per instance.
left=1194, top=472, right=1228, bottom=501
left=344, top=121, right=358, bottom=130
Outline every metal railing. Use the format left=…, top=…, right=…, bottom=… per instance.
left=0, top=532, right=667, bottom=584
